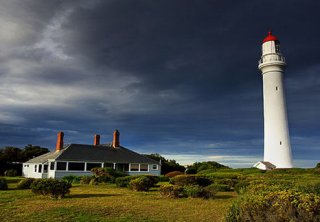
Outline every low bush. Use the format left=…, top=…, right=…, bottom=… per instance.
left=234, top=181, right=250, bottom=194
left=128, top=176, right=153, bottom=191
left=209, top=183, right=232, bottom=192
left=202, top=184, right=219, bottom=199
left=185, top=168, right=197, bottom=174
left=62, top=175, right=82, bottom=184
left=159, top=175, right=170, bottom=182
left=91, top=167, right=128, bottom=183
left=165, top=171, right=184, bottom=178
left=80, top=175, right=93, bottom=184
left=226, top=190, right=320, bottom=222
left=296, top=182, right=320, bottom=195
left=17, top=178, right=35, bottom=189
left=170, top=175, right=211, bottom=187
left=115, top=176, right=139, bottom=187
left=159, top=184, right=185, bottom=198
left=30, top=179, right=71, bottom=199
left=89, top=178, right=99, bottom=186
left=183, top=185, right=204, bottom=198
left=115, top=175, right=159, bottom=188
left=0, top=178, right=8, bottom=190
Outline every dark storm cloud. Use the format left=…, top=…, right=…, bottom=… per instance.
left=0, top=0, right=319, bottom=167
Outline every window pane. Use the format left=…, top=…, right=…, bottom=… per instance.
left=116, top=163, right=129, bottom=172
left=152, top=164, right=158, bottom=170
left=43, top=165, right=48, bottom=173
left=56, top=162, right=67, bottom=171
left=87, top=163, right=102, bottom=171
left=38, top=164, right=42, bottom=173
left=130, top=164, right=139, bottom=171
left=34, top=165, right=37, bottom=172
left=140, top=164, right=148, bottom=171
left=50, top=162, right=55, bottom=170
left=68, top=162, right=85, bottom=171
left=104, top=163, right=114, bottom=168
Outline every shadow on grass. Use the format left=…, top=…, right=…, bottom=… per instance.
left=68, top=193, right=123, bottom=199
left=214, top=194, right=235, bottom=200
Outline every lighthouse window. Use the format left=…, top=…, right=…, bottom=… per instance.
left=280, top=141, right=282, bottom=145
left=276, top=86, right=278, bottom=91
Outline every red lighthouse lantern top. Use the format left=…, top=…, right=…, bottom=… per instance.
left=263, top=31, right=279, bottom=43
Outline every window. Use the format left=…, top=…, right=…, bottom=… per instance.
left=140, top=164, right=148, bottom=172
left=151, top=164, right=158, bottom=171
left=38, top=164, right=42, bottom=173
left=43, top=165, right=48, bottom=173
left=34, top=165, right=37, bottom=172
left=130, top=164, right=139, bottom=171
left=56, top=162, right=67, bottom=171
left=86, top=163, right=102, bottom=171
left=68, top=162, right=85, bottom=171
left=276, top=86, right=278, bottom=91
left=104, top=163, right=114, bottom=168
left=50, top=162, right=55, bottom=170
left=116, top=163, right=129, bottom=172
left=280, top=141, right=282, bottom=145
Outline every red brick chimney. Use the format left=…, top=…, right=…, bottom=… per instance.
left=112, top=130, right=120, bottom=148
left=55, top=131, right=64, bottom=151
left=94, top=134, right=100, bottom=146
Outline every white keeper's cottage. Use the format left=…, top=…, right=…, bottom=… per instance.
left=22, top=130, right=161, bottom=179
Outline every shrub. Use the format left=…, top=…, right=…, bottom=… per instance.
left=165, top=171, right=184, bottom=178
left=159, top=175, right=170, bottom=182
left=0, top=178, right=8, bottom=190
left=17, top=178, right=35, bottom=189
left=115, top=176, right=139, bottom=187
left=234, top=181, right=250, bottom=194
left=226, top=190, right=320, bottom=222
left=62, top=175, right=82, bottom=184
left=209, top=183, right=232, bottom=192
left=91, top=167, right=128, bottom=183
left=30, top=179, right=71, bottom=199
left=183, top=185, right=204, bottom=198
left=296, top=182, right=320, bottom=195
left=80, top=175, right=93, bottom=184
left=202, top=184, right=219, bottom=199
left=159, top=184, right=185, bottom=198
left=128, top=176, right=153, bottom=191
left=115, top=175, right=159, bottom=188
left=185, top=168, right=197, bottom=174
left=89, top=178, right=99, bottom=186
left=4, top=169, right=18, bottom=177
left=316, top=162, right=320, bottom=168
left=170, top=175, right=211, bottom=187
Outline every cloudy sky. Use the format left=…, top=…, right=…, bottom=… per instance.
left=0, top=0, right=319, bottom=167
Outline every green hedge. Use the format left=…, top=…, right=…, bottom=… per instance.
left=30, top=179, right=71, bottom=199
left=159, top=184, right=218, bottom=199
left=170, top=175, right=211, bottom=187
left=115, top=175, right=159, bottom=188
left=128, top=176, right=153, bottom=191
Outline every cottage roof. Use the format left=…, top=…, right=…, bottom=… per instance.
left=25, top=144, right=158, bottom=164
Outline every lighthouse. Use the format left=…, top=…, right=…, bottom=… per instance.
left=254, top=31, right=293, bottom=170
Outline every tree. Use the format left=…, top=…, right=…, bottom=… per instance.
left=0, top=145, right=49, bottom=176
left=316, top=162, right=320, bottom=168
left=144, top=153, right=185, bottom=175
left=21, top=144, right=49, bottom=162
left=191, top=161, right=229, bottom=173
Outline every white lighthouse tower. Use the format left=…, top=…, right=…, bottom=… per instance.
left=254, top=31, right=293, bottom=170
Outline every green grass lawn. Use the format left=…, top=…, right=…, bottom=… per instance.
left=0, top=180, right=236, bottom=222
